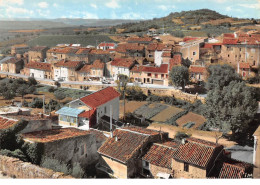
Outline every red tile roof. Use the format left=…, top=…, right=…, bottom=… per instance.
left=143, top=141, right=178, bottom=169
left=22, top=128, right=90, bottom=143
left=90, top=49, right=109, bottom=55
left=80, top=87, right=120, bottom=108
left=55, top=60, right=82, bottom=68
left=98, top=43, right=116, bottom=47
left=218, top=163, right=245, bottom=178
left=183, top=37, right=199, bottom=42
left=47, top=47, right=79, bottom=54
left=116, top=43, right=145, bottom=53
left=78, top=109, right=96, bottom=118
left=169, top=54, right=182, bottom=70
left=142, top=64, right=168, bottom=73
left=189, top=66, right=206, bottom=73
left=123, top=126, right=161, bottom=136
left=98, top=128, right=150, bottom=163
left=223, top=33, right=235, bottom=38
left=173, top=137, right=223, bottom=168
left=75, top=48, right=91, bottom=55
left=162, top=52, right=171, bottom=57
left=147, top=43, right=165, bottom=51
left=239, top=62, right=250, bottom=69
left=223, top=38, right=238, bottom=45
left=0, top=116, right=18, bottom=130
left=203, top=43, right=222, bottom=49
left=111, top=58, right=135, bottom=68
left=25, top=62, right=51, bottom=71
left=78, top=59, right=104, bottom=73
left=130, top=65, right=144, bottom=73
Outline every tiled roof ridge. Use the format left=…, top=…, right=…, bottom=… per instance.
left=118, top=127, right=152, bottom=137
left=0, top=115, right=18, bottom=122
left=187, top=137, right=219, bottom=148
left=154, top=142, right=176, bottom=150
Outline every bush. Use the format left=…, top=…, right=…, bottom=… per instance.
left=41, top=157, right=71, bottom=175
left=71, top=163, right=85, bottom=178
left=0, top=149, right=28, bottom=162
left=48, top=86, right=55, bottom=93
left=28, top=77, right=37, bottom=86
left=29, top=97, right=43, bottom=108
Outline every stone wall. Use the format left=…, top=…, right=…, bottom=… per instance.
left=149, top=164, right=172, bottom=178
left=0, top=155, right=73, bottom=179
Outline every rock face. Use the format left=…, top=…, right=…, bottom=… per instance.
left=0, top=155, right=73, bottom=179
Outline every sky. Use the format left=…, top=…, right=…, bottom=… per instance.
left=0, top=0, right=259, bottom=20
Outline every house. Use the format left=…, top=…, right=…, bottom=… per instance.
left=46, top=46, right=81, bottom=63
left=168, top=53, right=182, bottom=71
left=172, top=137, right=225, bottom=178
left=28, top=46, right=49, bottom=63
left=189, top=66, right=206, bottom=82
left=115, top=43, right=146, bottom=59
left=77, top=59, right=105, bottom=81
left=53, top=60, right=84, bottom=81
left=253, top=125, right=260, bottom=178
left=146, top=43, right=165, bottom=63
left=200, top=43, right=222, bottom=65
left=0, top=57, right=24, bottom=74
left=88, top=49, right=111, bottom=64
left=21, top=62, right=53, bottom=79
left=97, top=43, right=117, bottom=50
left=22, top=128, right=106, bottom=168
left=11, top=44, right=29, bottom=55
left=177, top=37, right=206, bottom=64
left=108, top=58, right=136, bottom=80
left=56, top=87, right=120, bottom=129
left=147, top=28, right=157, bottom=36
left=96, top=126, right=168, bottom=178
left=130, top=64, right=169, bottom=85
left=221, top=32, right=260, bottom=76
left=142, top=140, right=179, bottom=178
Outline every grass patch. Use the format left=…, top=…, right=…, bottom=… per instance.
left=27, top=35, right=116, bottom=47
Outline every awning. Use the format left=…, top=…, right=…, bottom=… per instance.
left=56, top=107, right=84, bottom=117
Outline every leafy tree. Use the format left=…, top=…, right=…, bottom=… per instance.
left=204, top=81, right=258, bottom=137
left=126, top=85, right=146, bottom=101
left=2, top=90, right=15, bottom=100
left=169, top=66, right=189, bottom=91
left=181, top=58, right=192, bottom=68
left=28, top=77, right=37, bottom=86
left=55, top=81, right=61, bottom=88
left=17, top=84, right=30, bottom=98
left=54, top=90, right=66, bottom=102
left=206, top=64, right=242, bottom=91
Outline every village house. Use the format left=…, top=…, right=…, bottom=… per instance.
left=108, top=58, right=137, bottom=80
left=176, top=37, right=206, bottom=64
left=142, top=139, right=179, bottom=178
left=145, top=43, right=166, bottom=63
left=199, top=43, right=222, bottom=65
left=28, top=46, right=49, bottom=63
left=53, top=60, right=84, bottom=81
left=96, top=126, right=168, bottom=178
left=115, top=43, right=146, bottom=60
left=77, top=59, right=105, bottom=81
left=147, top=28, right=157, bottom=36
left=56, top=87, right=120, bottom=129
left=189, top=65, right=206, bottom=82
left=21, top=62, right=52, bottom=79
left=46, top=46, right=81, bottom=63
left=253, top=125, right=260, bottom=178
left=221, top=32, right=260, bottom=77
left=74, top=48, right=91, bottom=63
left=130, top=64, right=169, bottom=85
left=0, top=57, right=24, bottom=74
left=22, top=128, right=106, bottom=168
left=97, top=43, right=117, bottom=51
left=162, top=51, right=173, bottom=64
left=11, top=44, right=29, bottom=55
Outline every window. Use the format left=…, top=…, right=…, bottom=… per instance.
left=184, top=162, right=189, bottom=172
left=228, top=54, right=230, bottom=57
left=161, top=74, right=164, bottom=78
left=81, top=145, right=84, bottom=155
left=240, top=48, right=242, bottom=51
left=155, top=74, right=158, bottom=78
left=193, top=51, right=196, bottom=56
left=104, top=106, right=107, bottom=114
left=148, top=73, right=151, bottom=77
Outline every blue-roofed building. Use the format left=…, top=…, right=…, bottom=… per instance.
left=56, top=107, right=84, bottom=127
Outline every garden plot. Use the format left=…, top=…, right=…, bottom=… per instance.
left=134, top=103, right=168, bottom=119
left=119, top=100, right=148, bottom=118
left=151, top=106, right=184, bottom=123
left=176, top=112, right=206, bottom=129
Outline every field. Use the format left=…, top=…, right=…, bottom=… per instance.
left=27, top=35, right=117, bottom=47
left=8, top=29, right=46, bottom=33
left=119, top=100, right=148, bottom=118
left=151, top=106, right=184, bottom=122
left=134, top=103, right=168, bottom=119
left=176, top=112, right=206, bottom=129
left=148, top=123, right=236, bottom=147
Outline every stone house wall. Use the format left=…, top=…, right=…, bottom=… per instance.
left=0, top=155, right=73, bottom=178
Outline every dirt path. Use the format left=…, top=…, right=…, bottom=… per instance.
left=148, top=123, right=237, bottom=147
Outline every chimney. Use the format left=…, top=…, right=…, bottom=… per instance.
left=181, top=138, right=186, bottom=145
left=115, top=136, right=118, bottom=141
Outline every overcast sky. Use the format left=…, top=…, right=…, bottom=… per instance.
left=0, top=0, right=259, bottom=19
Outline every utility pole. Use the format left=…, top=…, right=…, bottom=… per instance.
left=43, top=94, right=45, bottom=114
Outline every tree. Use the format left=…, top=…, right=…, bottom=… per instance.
left=204, top=81, right=258, bottom=137
left=169, top=66, right=189, bottom=91
left=181, top=58, right=191, bottom=68
left=54, top=90, right=66, bottom=103
left=28, top=77, right=37, bottom=86
left=116, top=74, right=128, bottom=121
left=206, top=64, right=241, bottom=91
left=17, top=84, right=30, bottom=98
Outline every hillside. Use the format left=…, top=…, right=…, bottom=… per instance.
left=115, top=9, right=256, bottom=36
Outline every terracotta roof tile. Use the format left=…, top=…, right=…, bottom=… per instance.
left=111, top=58, right=135, bottom=68
left=98, top=128, right=150, bottom=163
left=47, top=47, right=79, bottom=54
left=223, top=38, right=238, bottom=45
left=142, top=64, right=168, bottom=73
left=218, top=163, right=245, bottom=178
left=0, top=116, right=18, bottom=130
left=143, top=141, right=179, bottom=169
left=130, top=65, right=144, bottom=73
left=239, top=62, right=250, bottom=69
left=169, top=54, right=182, bottom=70
left=90, top=49, right=109, bottom=55
left=223, top=33, right=235, bottom=38
left=22, top=128, right=90, bottom=143
left=189, top=66, right=206, bottom=73
left=78, top=109, right=96, bottom=118
left=162, top=52, right=171, bottom=57
left=80, top=87, right=120, bottom=108
left=75, top=48, right=91, bottom=55
left=123, top=126, right=161, bottom=136
left=25, top=62, right=51, bottom=71
left=98, top=43, right=116, bottom=47
left=79, top=60, right=104, bottom=73
left=55, top=60, right=82, bottom=68
left=173, top=137, right=222, bottom=168
left=147, top=43, right=165, bottom=51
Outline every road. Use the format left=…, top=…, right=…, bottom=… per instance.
left=0, top=71, right=207, bottom=97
